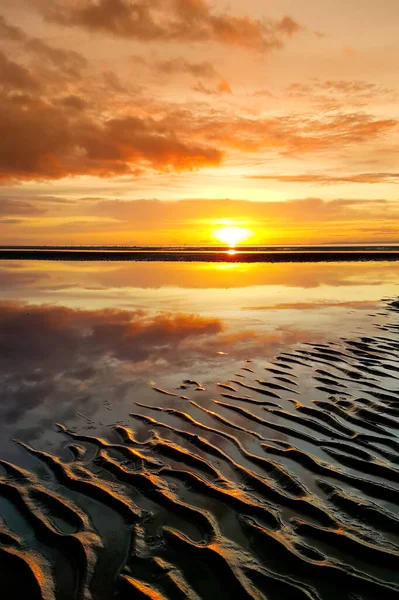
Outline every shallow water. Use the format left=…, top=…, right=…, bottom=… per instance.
left=1, top=260, right=399, bottom=599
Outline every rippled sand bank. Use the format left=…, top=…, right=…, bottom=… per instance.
left=1, top=300, right=399, bottom=599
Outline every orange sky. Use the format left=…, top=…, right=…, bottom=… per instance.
left=0, top=0, right=398, bottom=245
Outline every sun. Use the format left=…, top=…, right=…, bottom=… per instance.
left=213, top=225, right=251, bottom=247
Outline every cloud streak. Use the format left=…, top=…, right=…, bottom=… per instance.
left=31, top=0, right=302, bottom=51
left=247, top=173, right=399, bottom=185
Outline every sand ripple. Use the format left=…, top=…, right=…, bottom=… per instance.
left=1, top=300, right=399, bottom=598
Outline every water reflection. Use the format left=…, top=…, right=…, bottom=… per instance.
left=1, top=260, right=399, bottom=599
left=1, top=259, right=399, bottom=459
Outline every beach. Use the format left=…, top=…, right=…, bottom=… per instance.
left=2, top=0, right=399, bottom=595
left=0, top=257, right=399, bottom=599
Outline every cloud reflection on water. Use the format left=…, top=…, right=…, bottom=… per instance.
left=1, top=259, right=399, bottom=460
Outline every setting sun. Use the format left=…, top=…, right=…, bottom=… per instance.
left=213, top=226, right=252, bottom=247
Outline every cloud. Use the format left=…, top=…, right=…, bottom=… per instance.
left=57, top=94, right=88, bottom=111
left=193, top=78, right=232, bottom=95
left=0, top=93, right=223, bottom=182
left=0, top=15, right=87, bottom=78
left=164, top=110, right=398, bottom=155
left=102, top=70, right=130, bottom=94
left=24, top=37, right=88, bottom=78
left=0, top=13, right=395, bottom=184
left=67, top=196, right=399, bottom=244
left=246, top=172, right=399, bottom=185
left=144, top=57, right=219, bottom=79
left=31, top=0, right=302, bottom=51
left=0, top=17, right=395, bottom=191
left=2, top=196, right=399, bottom=244
left=91, top=197, right=397, bottom=227
left=0, top=218, right=23, bottom=224
left=0, top=15, right=26, bottom=41
left=0, top=198, right=47, bottom=215
left=0, top=50, right=41, bottom=91
left=252, top=89, right=274, bottom=98
left=286, top=79, right=396, bottom=105
left=218, top=79, right=232, bottom=94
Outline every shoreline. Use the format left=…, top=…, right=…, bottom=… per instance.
left=2, top=249, right=399, bottom=262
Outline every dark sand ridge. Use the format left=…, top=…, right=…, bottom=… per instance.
left=0, top=300, right=399, bottom=598
left=2, top=246, right=399, bottom=263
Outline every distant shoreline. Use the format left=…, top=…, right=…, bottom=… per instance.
left=2, top=248, right=399, bottom=262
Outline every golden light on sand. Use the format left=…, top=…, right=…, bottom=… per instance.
left=213, top=225, right=252, bottom=247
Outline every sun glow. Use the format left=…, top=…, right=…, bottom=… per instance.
left=213, top=225, right=251, bottom=247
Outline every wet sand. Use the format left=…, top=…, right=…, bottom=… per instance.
left=1, top=299, right=399, bottom=599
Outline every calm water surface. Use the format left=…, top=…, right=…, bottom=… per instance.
left=1, top=259, right=399, bottom=461
left=1, top=259, right=399, bottom=600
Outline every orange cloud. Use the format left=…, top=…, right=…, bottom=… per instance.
left=0, top=15, right=26, bottom=41
left=246, top=173, right=399, bottom=185
left=0, top=93, right=223, bottom=182
left=193, top=79, right=232, bottom=95
left=90, top=197, right=395, bottom=223
left=0, top=15, right=87, bottom=78
left=287, top=79, right=396, bottom=106
left=2, top=194, right=399, bottom=246
left=0, top=13, right=395, bottom=184
left=141, top=56, right=219, bottom=79
left=165, top=110, right=398, bottom=155
left=70, top=197, right=399, bottom=245
left=31, top=0, right=302, bottom=51
left=0, top=50, right=41, bottom=91
left=218, top=79, right=232, bottom=94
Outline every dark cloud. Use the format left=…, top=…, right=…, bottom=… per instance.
left=133, top=56, right=219, bottom=79
left=0, top=218, right=23, bottom=224
left=102, top=70, right=130, bottom=94
left=0, top=15, right=87, bottom=78
left=0, top=15, right=25, bottom=41
left=0, top=50, right=41, bottom=91
left=31, top=0, right=302, bottom=51
left=0, top=197, right=46, bottom=215
left=58, top=94, right=88, bottom=111
left=193, top=79, right=232, bottom=95
left=24, top=37, right=88, bottom=77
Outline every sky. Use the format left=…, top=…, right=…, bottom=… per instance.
left=0, top=0, right=398, bottom=245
